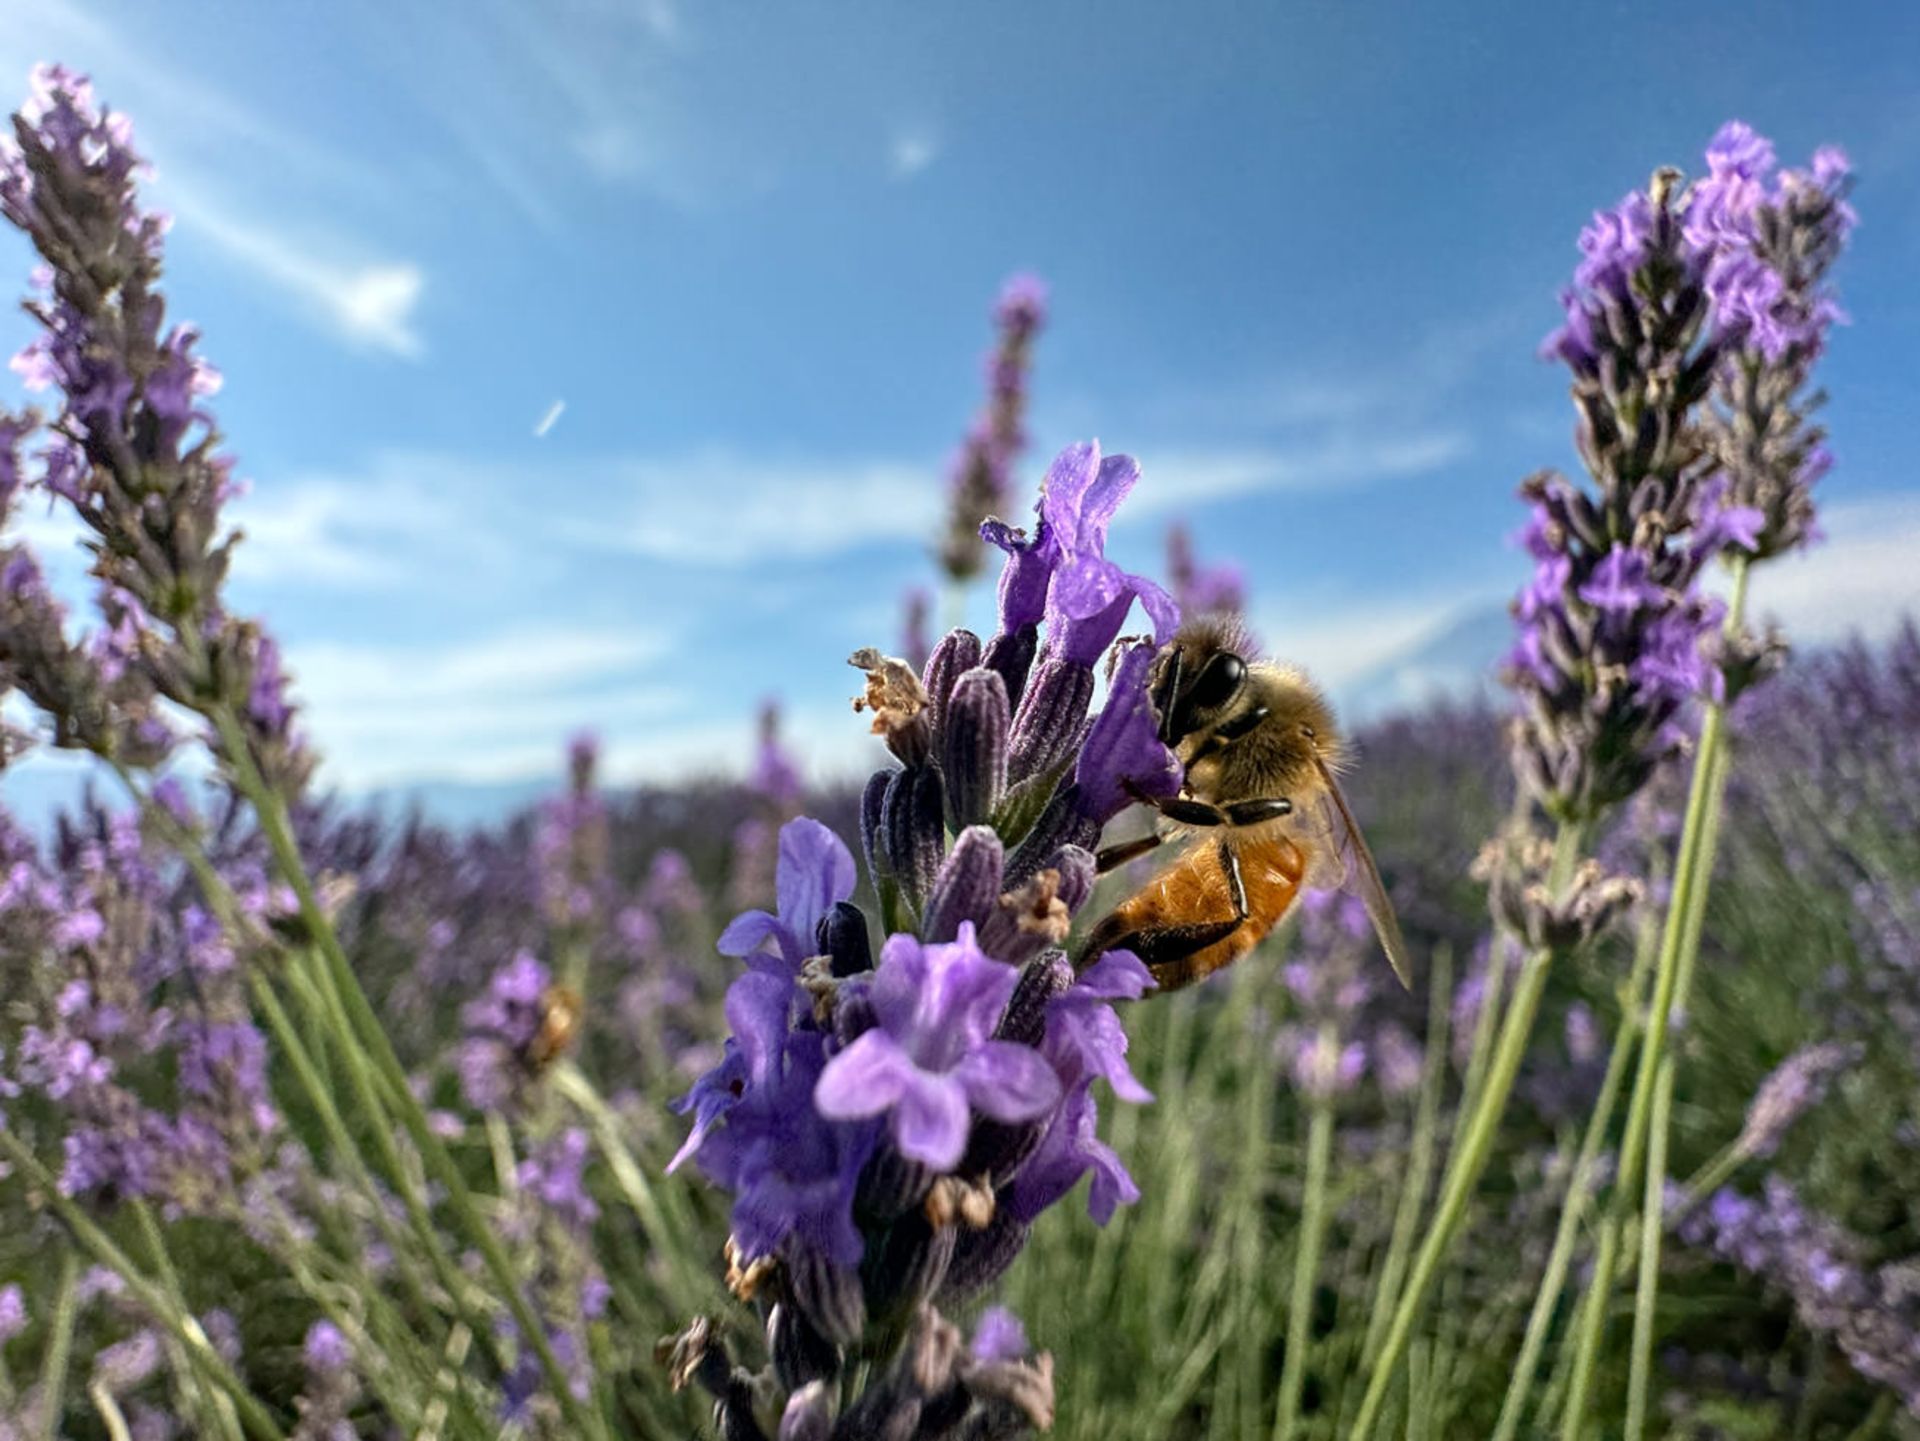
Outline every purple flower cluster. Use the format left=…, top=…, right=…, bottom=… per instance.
left=1275, top=889, right=1422, bottom=1101
left=667, top=442, right=1181, bottom=1438
left=456, top=951, right=555, bottom=1112
left=1512, top=154, right=1751, bottom=822
left=937, top=274, right=1047, bottom=585
left=1689, top=124, right=1854, bottom=564
left=0, top=800, right=284, bottom=1210
left=532, top=730, right=611, bottom=931
left=0, top=64, right=307, bottom=793
left=1678, top=1179, right=1920, bottom=1413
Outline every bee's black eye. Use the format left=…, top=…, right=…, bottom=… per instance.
left=1187, top=652, right=1246, bottom=712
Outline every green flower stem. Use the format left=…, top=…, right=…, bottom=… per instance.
left=108, top=761, right=489, bottom=1379
left=210, top=707, right=609, bottom=1441
left=0, top=1131, right=287, bottom=1441
left=1274, top=1047, right=1337, bottom=1441
left=1625, top=556, right=1751, bottom=1437
left=36, top=1250, right=78, bottom=1441
left=1358, top=944, right=1453, bottom=1375
left=1840, top=1392, right=1896, bottom=1441
left=1349, top=821, right=1587, bottom=1440
left=1490, top=907, right=1660, bottom=1441
left=130, top=1199, right=244, bottom=1441
left=553, top=1062, right=712, bottom=1307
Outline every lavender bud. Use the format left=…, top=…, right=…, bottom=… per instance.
left=860, top=769, right=892, bottom=888
left=922, top=629, right=983, bottom=743
left=1002, top=786, right=1101, bottom=892
left=993, top=951, right=1074, bottom=1048
left=880, top=766, right=945, bottom=919
left=833, top=982, right=879, bottom=1049
left=778, top=1382, right=834, bottom=1441
left=980, top=624, right=1039, bottom=713
left=784, top=1244, right=867, bottom=1349
left=816, top=902, right=873, bottom=978
left=1482, top=832, right=1642, bottom=952
left=768, top=1301, right=840, bottom=1393
left=1735, top=1041, right=1862, bottom=1160
left=977, top=850, right=1092, bottom=967
left=1007, top=657, right=1095, bottom=783
left=942, top=668, right=1011, bottom=830
left=939, top=1210, right=1033, bottom=1302
left=862, top=1212, right=957, bottom=1328
left=922, top=827, right=1005, bottom=945
left=856, top=1141, right=937, bottom=1225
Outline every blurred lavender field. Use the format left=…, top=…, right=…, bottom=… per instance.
left=0, top=17, right=1918, bottom=1441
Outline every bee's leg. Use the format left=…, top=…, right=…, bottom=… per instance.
left=1095, top=832, right=1166, bottom=874
left=1224, top=798, right=1293, bottom=827
left=1214, top=704, right=1271, bottom=742
left=1219, top=840, right=1249, bottom=921
left=1140, top=793, right=1234, bottom=827
left=1077, top=909, right=1241, bottom=976
left=1152, top=647, right=1186, bottom=744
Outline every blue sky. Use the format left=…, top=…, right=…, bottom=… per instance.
left=2, top=0, right=1917, bottom=795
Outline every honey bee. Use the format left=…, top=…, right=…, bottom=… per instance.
left=528, top=983, right=584, bottom=1069
left=1078, top=616, right=1411, bottom=992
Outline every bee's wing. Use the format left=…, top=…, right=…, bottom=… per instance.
left=1309, top=752, right=1413, bottom=989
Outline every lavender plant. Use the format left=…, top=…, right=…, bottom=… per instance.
left=934, top=276, right=1046, bottom=591
left=0, top=58, right=1901, bottom=1441
left=660, top=438, right=1188, bottom=1439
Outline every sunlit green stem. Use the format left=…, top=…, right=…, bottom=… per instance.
left=0, top=1131, right=286, bottom=1441
left=1358, top=945, right=1452, bottom=1373
left=109, top=761, right=484, bottom=1375
left=1490, top=908, right=1659, bottom=1441
left=1557, top=556, right=1749, bottom=1440
left=1274, top=1043, right=1337, bottom=1441
left=1348, top=820, right=1587, bottom=1440
left=553, top=1062, right=710, bottom=1306
left=210, top=706, right=609, bottom=1440
left=36, top=1250, right=78, bottom=1441
left=1840, top=1392, right=1896, bottom=1441
left=1627, top=562, right=1748, bottom=1435
left=130, top=1199, right=244, bottom=1441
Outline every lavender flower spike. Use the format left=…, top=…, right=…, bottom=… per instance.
left=814, top=923, right=1060, bottom=1171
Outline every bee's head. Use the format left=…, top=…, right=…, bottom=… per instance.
left=1151, top=616, right=1256, bottom=745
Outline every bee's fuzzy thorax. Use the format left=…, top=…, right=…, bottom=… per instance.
left=1254, top=663, right=1346, bottom=771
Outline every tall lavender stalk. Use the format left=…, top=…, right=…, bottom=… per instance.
left=663, top=440, right=1180, bottom=1440
left=1607, top=124, right=1854, bottom=1438
left=1351, top=148, right=1749, bottom=1440
left=0, top=66, right=606, bottom=1437
left=934, top=275, right=1046, bottom=593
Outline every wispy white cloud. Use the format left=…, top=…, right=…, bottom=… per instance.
left=170, top=192, right=426, bottom=359
left=225, top=473, right=476, bottom=589
left=573, top=453, right=937, bottom=563
left=534, top=401, right=567, bottom=438
left=889, top=128, right=940, bottom=180
left=1122, top=432, right=1471, bottom=518
left=289, top=626, right=673, bottom=786
left=1, top=2, right=429, bottom=359
left=1747, top=494, right=1920, bottom=644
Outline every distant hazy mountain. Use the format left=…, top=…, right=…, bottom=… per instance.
left=0, top=760, right=562, bottom=836
left=1338, top=602, right=1512, bottom=724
